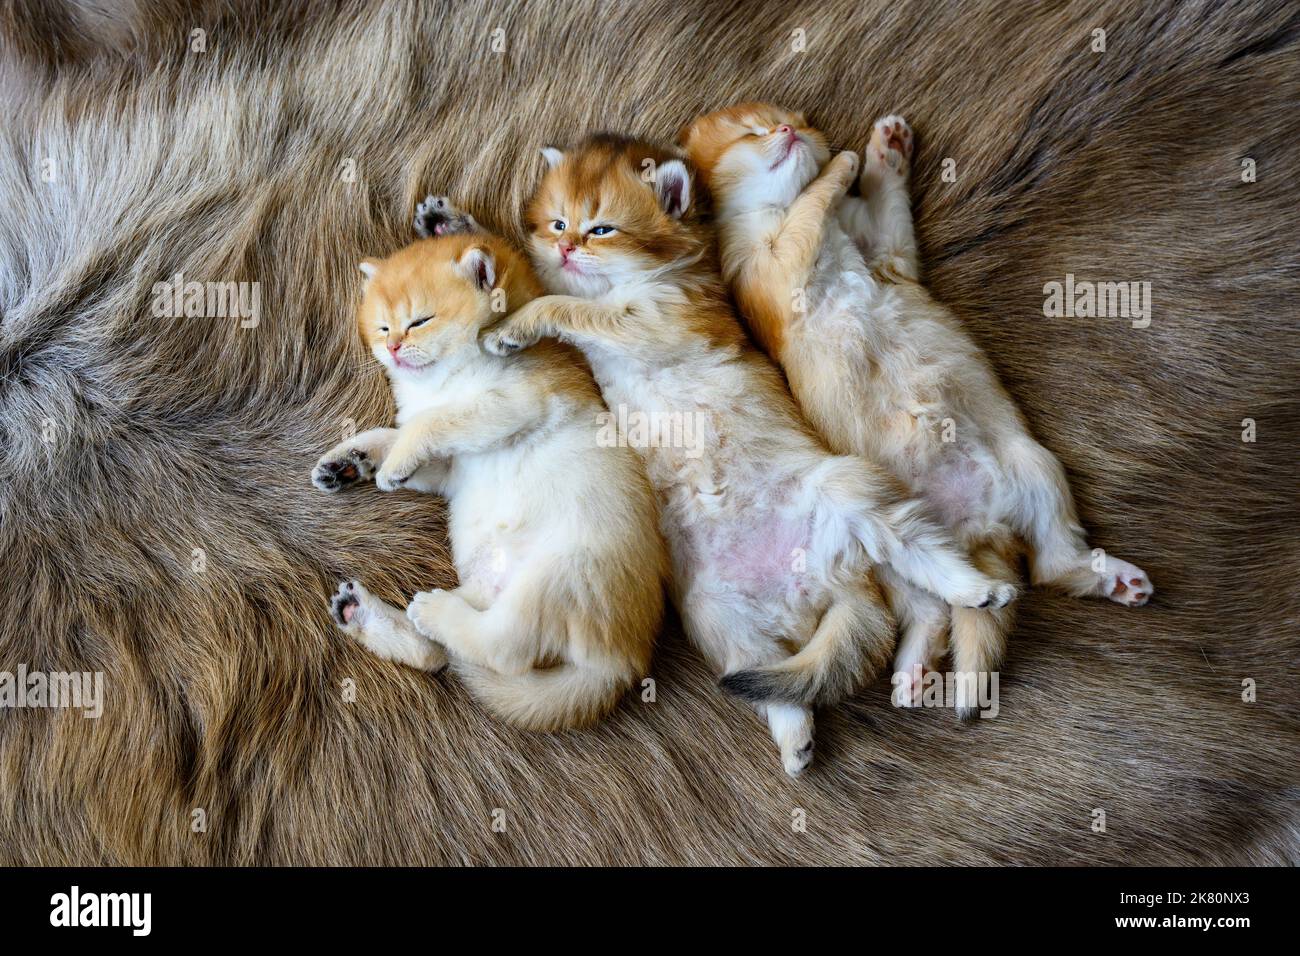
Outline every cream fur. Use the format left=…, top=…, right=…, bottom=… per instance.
left=3, top=0, right=1294, bottom=866
left=313, top=210, right=666, bottom=732
left=484, top=135, right=1014, bottom=773
left=686, top=106, right=1154, bottom=717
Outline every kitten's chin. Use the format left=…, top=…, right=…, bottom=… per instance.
left=542, top=261, right=611, bottom=298
left=380, top=354, right=435, bottom=377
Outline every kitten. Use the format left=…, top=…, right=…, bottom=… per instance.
left=681, top=104, right=1154, bottom=714
left=312, top=203, right=666, bottom=731
left=480, top=134, right=1014, bottom=773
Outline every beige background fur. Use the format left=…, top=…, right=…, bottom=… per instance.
left=0, top=0, right=1296, bottom=864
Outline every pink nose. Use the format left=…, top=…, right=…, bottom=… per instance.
left=388, top=342, right=401, bottom=355
left=558, top=241, right=574, bottom=261
left=778, top=125, right=793, bottom=134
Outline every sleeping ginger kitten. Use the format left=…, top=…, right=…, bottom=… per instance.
left=682, top=104, right=1153, bottom=714
left=480, top=134, right=1014, bottom=773
left=311, top=210, right=665, bottom=731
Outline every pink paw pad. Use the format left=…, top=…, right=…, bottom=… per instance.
left=1109, top=573, right=1151, bottom=607
left=870, top=114, right=914, bottom=172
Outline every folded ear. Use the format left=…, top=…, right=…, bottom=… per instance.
left=457, top=245, right=496, bottom=291
left=358, top=258, right=380, bottom=281
left=654, top=159, right=691, bottom=218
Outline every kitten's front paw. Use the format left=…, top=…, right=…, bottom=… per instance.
left=827, top=148, right=860, bottom=185
left=375, top=458, right=416, bottom=492
left=868, top=114, right=913, bottom=177
left=481, top=323, right=537, bottom=357
left=414, top=195, right=479, bottom=238
left=406, top=588, right=447, bottom=639
left=312, top=446, right=376, bottom=492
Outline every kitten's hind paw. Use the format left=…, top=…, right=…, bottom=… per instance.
left=956, top=580, right=1017, bottom=610
left=867, top=114, right=913, bottom=177
left=330, top=580, right=365, bottom=631
left=1105, top=560, right=1153, bottom=607
left=414, top=195, right=479, bottom=238
left=784, top=738, right=814, bottom=778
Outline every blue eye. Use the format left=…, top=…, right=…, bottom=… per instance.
left=589, top=225, right=616, bottom=237
left=551, top=219, right=566, bottom=232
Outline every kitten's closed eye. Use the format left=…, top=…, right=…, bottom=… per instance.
left=409, top=316, right=432, bottom=329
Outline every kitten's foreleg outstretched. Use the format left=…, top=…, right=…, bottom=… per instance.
left=481, top=295, right=697, bottom=358
left=312, top=427, right=399, bottom=492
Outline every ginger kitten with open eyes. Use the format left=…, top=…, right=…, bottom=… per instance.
left=682, top=104, right=1154, bottom=713
left=481, top=135, right=1015, bottom=773
left=311, top=202, right=665, bottom=731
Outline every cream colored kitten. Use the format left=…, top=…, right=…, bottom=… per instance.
left=312, top=205, right=666, bottom=731
left=682, top=104, right=1153, bottom=716
left=480, top=135, right=1014, bottom=773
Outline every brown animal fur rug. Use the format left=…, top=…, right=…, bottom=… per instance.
left=0, top=0, right=1297, bottom=865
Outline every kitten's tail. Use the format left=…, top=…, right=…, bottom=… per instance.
left=719, top=589, right=894, bottom=707
left=453, top=660, right=632, bottom=733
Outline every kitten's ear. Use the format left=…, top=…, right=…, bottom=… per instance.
left=540, top=146, right=565, bottom=169
left=457, top=245, right=496, bottom=291
left=358, top=258, right=380, bottom=282
left=654, top=159, right=692, bottom=218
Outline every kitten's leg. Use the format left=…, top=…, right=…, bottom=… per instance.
left=767, top=149, right=860, bottom=284
left=762, top=702, right=816, bottom=778
left=844, top=114, right=918, bottom=281
left=948, top=536, right=1019, bottom=718
left=375, top=396, right=545, bottom=491
left=888, top=583, right=949, bottom=708
left=413, top=195, right=481, bottom=238
left=311, top=427, right=398, bottom=492
left=330, top=580, right=448, bottom=671
left=683, top=591, right=815, bottom=777
left=1006, top=437, right=1153, bottom=607
left=406, top=587, right=537, bottom=675
left=481, top=295, right=698, bottom=359
left=817, top=457, right=1016, bottom=609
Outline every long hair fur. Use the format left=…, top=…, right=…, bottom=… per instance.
left=0, top=0, right=1297, bottom=864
